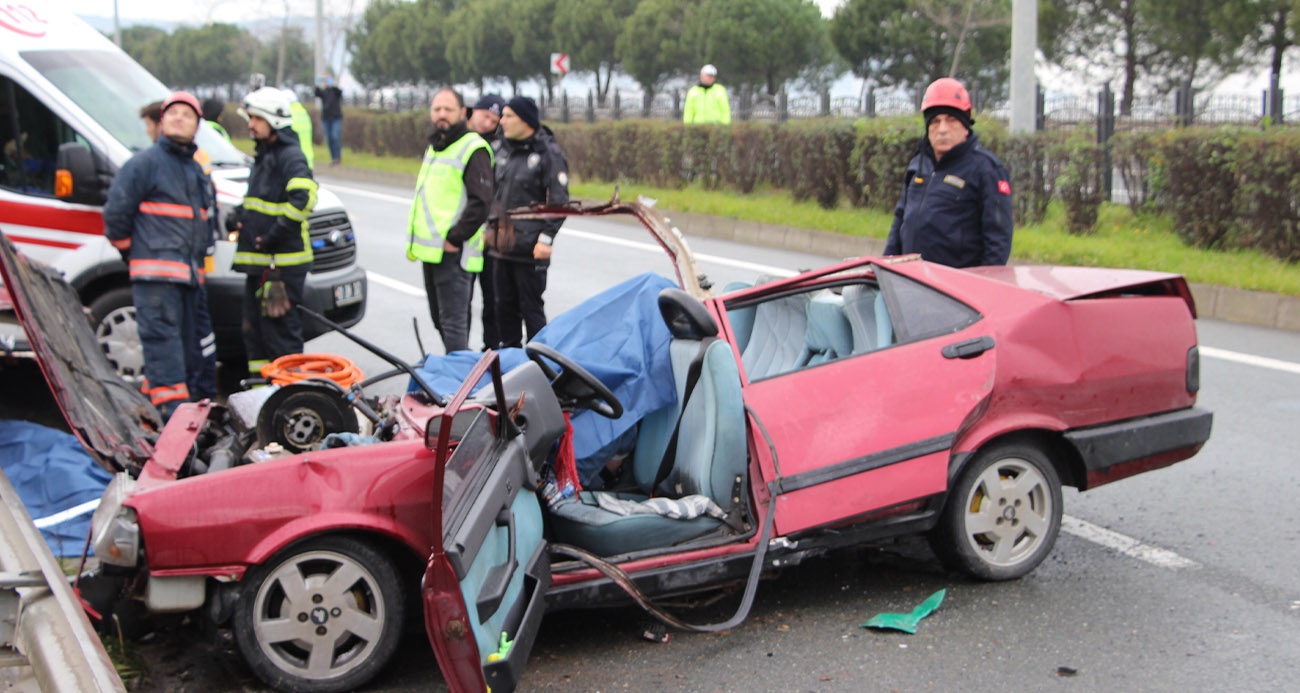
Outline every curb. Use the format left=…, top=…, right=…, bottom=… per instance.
left=317, top=166, right=1299, bottom=332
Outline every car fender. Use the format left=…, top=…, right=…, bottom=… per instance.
left=950, top=412, right=1086, bottom=489
left=240, top=511, right=430, bottom=569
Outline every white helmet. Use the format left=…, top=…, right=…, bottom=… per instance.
left=280, top=87, right=299, bottom=104
left=239, top=87, right=293, bottom=130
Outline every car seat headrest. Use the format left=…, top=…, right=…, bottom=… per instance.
left=658, top=288, right=718, bottom=340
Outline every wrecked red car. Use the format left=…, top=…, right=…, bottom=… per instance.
left=0, top=199, right=1211, bottom=693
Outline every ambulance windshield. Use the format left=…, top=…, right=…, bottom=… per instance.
left=19, top=49, right=248, bottom=166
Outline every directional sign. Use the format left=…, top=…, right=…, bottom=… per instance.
left=551, top=53, right=570, bottom=76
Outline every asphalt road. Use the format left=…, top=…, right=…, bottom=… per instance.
left=136, top=176, right=1300, bottom=692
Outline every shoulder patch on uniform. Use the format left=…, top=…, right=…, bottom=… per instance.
left=527, top=153, right=541, bottom=169
left=998, top=180, right=1011, bottom=195
left=557, top=171, right=568, bottom=186
left=942, top=174, right=966, bottom=189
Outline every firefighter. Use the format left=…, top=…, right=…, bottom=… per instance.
left=885, top=77, right=1014, bottom=268
left=228, top=87, right=318, bottom=379
left=104, top=91, right=216, bottom=417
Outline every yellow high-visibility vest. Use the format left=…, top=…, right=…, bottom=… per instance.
left=406, top=132, right=491, bottom=272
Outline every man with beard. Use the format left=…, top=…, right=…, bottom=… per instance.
left=406, top=88, right=493, bottom=353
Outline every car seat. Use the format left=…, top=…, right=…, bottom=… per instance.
left=740, top=292, right=809, bottom=379
left=842, top=284, right=893, bottom=353
left=547, top=289, right=746, bottom=557
left=803, top=291, right=853, bottom=365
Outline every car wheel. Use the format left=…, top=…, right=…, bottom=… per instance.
left=233, top=536, right=405, bottom=693
left=930, top=443, right=1063, bottom=581
left=88, top=287, right=145, bottom=385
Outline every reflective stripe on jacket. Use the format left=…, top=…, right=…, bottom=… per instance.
left=231, top=128, right=318, bottom=271
left=103, top=135, right=216, bottom=284
left=407, top=131, right=491, bottom=272
left=683, top=84, right=731, bottom=124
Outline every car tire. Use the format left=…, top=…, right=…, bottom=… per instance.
left=930, top=443, right=1063, bottom=581
left=232, top=536, right=405, bottom=693
left=88, top=286, right=145, bottom=385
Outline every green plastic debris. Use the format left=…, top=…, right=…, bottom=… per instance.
left=486, top=631, right=514, bottom=663
left=862, top=589, right=946, bottom=634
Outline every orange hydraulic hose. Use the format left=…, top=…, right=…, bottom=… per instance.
left=259, top=353, right=364, bottom=388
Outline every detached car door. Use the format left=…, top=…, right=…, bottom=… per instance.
left=422, top=356, right=549, bottom=693
left=732, top=263, right=996, bottom=536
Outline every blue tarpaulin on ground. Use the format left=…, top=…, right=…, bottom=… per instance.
left=411, top=272, right=678, bottom=484
left=0, top=419, right=109, bottom=557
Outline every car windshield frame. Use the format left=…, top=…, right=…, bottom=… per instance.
left=19, top=49, right=249, bottom=166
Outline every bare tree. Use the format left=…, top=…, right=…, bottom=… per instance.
left=917, top=0, right=1010, bottom=76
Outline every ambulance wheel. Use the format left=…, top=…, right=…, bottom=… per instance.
left=89, top=287, right=145, bottom=386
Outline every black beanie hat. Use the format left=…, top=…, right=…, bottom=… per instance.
left=923, top=105, right=974, bottom=132
left=507, top=96, right=540, bottom=132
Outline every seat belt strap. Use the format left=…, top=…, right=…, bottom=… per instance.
left=651, top=338, right=717, bottom=496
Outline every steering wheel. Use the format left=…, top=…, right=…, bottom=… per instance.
left=525, top=342, right=623, bottom=419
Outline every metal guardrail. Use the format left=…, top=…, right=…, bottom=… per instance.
left=0, top=469, right=124, bottom=691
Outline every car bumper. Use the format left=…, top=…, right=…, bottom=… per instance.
left=1065, top=406, right=1213, bottom=489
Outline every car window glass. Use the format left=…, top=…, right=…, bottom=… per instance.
left=874, top=265, right=981, bottom=343
left=19, top=50, right=248, bottom=167
left=1, top=77, right=88, bottom=196
left=727, top=281, right=896, bottom=381
left=441, top=408, right=496, bottom=539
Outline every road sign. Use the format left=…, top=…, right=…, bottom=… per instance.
left=551, top=53, right=569, bottom=76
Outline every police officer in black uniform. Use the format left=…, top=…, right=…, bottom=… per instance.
left=885, top=77, right=1013, bottom=268
left=485, top=96, right=568, bottom=348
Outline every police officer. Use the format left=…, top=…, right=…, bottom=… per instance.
left=465, top=93, right=506, bottom=349
left=104, top=91, right=216, bottom=418
left=407, top=88, right=493, bottom=353
left=229, top=87, right=319, bottom=380
left=885, top=77, right=1013, bottom=268
left=486, top=96, right=568, bottom=348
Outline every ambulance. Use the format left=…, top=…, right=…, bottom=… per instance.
left=0, top=2, right=366, bottom=380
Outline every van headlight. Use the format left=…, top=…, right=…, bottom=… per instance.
left=91, top=473, right=140, bottom=567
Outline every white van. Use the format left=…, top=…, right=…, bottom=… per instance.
left=0, top=2, right=366, bottom=379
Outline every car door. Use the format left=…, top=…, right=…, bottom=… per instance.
left=422, top=354, right=549, bottom=693
left=731, top=264, right=996, bottom=536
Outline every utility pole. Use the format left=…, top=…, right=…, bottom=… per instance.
left=1009, top=0, right=1036, bottom=133
left=314, top=0, right=326, bottom=81
left=112, top=0, right=121, bottom=46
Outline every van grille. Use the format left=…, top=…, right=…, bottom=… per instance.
left=308, top=212, right=356, bottom=272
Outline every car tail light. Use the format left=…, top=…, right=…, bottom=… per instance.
left=1186, top=346, right=1200, bottom=393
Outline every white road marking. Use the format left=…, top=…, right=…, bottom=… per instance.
left=560, top=227, right=797, bottom=278
left=326, top=183, right=410, bottom=204
left=1200, top=346, right=1300, bottom=375
left=1061, top=515, right=1198, bottom=569
left=367, top=271, right=424, bottom=297
left=33, top=498, right=100, bottom=529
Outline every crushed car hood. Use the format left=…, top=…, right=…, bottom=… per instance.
left=0, top=232, right=160, bottom=473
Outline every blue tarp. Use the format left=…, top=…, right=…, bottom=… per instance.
left=412, top=272, right=678, bottom=484
left=0, top=419, right=110, bottom=557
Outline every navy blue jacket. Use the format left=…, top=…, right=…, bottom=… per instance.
left=104, top=135, right=215, bottom=285
left=884, top=133, right=1013, bottom=268
left=486, top=125, right=568, bottom=263
left=229, top=127, right=318, bottom=272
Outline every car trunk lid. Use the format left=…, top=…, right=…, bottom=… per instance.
left=963, top=265, right=1196, bottom=317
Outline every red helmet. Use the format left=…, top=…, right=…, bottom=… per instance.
left=921, top=78, right=971, bottom=112
left=161, top=91, right=202, bottom=118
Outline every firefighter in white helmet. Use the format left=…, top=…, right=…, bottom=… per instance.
left=228, top=87, right=318, bottom=378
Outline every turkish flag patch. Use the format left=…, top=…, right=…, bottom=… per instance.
left=997, top=180, right=1011, bottom=195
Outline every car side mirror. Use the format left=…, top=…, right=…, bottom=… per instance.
left=55, top=142, right=107, bottom=205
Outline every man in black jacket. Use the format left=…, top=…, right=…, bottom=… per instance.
left=229, top=87, right=318, bottom=380
left=486, top=96, right=568, bottom=348
left=885, top=77, right=1013, bottom=268
left=105, top=91, right=215, bottom=417
left=315, top=74, right=343, bottom=166
left=466, top=93, right=505, bottom=349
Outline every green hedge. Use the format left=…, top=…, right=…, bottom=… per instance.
left=292, top=108, right=1300, bottom=263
